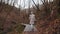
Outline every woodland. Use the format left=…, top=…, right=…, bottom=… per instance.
left=0, top=0, right=60, bottom=34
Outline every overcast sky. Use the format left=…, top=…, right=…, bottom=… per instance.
left=15, top=0, right=43, bottom=9
left=0, top=0, right=53, bottom=9
left=15, top=0, right=53, bottom=9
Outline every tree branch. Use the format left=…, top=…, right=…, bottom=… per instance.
left=32, top=0, right=40, bottom=11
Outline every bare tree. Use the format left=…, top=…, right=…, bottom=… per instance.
left=32, top=0, right=40, bottom=11
left=4, top=0, right=8, bottom=4
left=28, top=0, right=31, bottom=13
left=19, top=0, right=21, bottom=10
left=0, top=0, right=1, bottom=2
left=2, top=0, right=5, bottom=3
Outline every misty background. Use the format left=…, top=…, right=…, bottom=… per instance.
left=0, top=0, right=53, bottom=9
